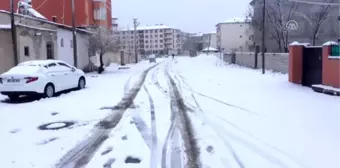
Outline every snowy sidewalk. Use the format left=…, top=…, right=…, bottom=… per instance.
left=0, top=61, right=156, bottom=168
left=171, top=55, right=340, bottom=168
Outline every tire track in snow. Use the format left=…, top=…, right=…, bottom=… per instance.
left=177, top=74, right=258, bottom=116
left=54, top=63, right=160, bottom=168
left=165, top=65, right=201, bottom=168
left=176, top=74, right=304, bottom=168
left=173, top=72, right=245, bottom=168
left=143, top=85, right=158, bottom=168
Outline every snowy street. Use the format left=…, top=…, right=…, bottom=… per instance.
left=0, top=55, right=339, bottom=168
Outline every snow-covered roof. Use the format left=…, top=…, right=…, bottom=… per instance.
left=26, top=8, right=46, bottom=20
left=0, top=24, right=11, bottom=29
left=138, top=24, right=172, bottom=30
left=323, top=41, right=338, bottom=46
left=192, top=32, right=203, bottom=37
left=225, top=17, right=245, bottom=23
left=121, top=24, right=175, bottom=31
left=17, top=23, right=56, bottom=32
left=18, top=1, right=47, bottom=20
left=218, top=17, right=247, bottom=25
left=202, top=47, right=218, bottom=51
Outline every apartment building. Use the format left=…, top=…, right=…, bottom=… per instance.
left=118, top=24, right=182, bottom=55
left=202, top=32, right=217, bottom=49
left=0, top=0, right=112, bottom=29
left=216, top=18, right=253, bottom=52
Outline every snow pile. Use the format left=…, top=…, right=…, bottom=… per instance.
left=0, top=24, right=11, bottom=29
left=202, top=47, right=218, bottom=52
left=323, top=41, right=338, bottom=46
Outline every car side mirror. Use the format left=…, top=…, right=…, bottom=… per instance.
left=71, top=68, right=76, bottom=72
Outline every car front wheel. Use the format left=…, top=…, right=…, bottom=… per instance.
left=44, top=84, right=55, bottom=98
left=78, top=77, right=86, bottom=90
left=8, top=94, right=19, bottom=101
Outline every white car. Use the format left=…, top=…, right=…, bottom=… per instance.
left=0, top=60, right=86, bottom=100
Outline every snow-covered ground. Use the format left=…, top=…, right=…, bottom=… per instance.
left=171, top=56, right=340, bottom=168
left=0, top=55, right=339, bottom=168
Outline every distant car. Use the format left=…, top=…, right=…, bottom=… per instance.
left=0, top=60, right=86, bottom=100
left=149, top=54, right=156, bottom=63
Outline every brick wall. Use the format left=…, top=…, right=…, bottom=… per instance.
left=223, top=52, right=289, bottom=73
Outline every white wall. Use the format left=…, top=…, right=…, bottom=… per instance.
left=217, top=23, right=253, bottom=52
left=57, top=29, right=74, bottom=66
left=77, top=33, right=90, bottom=69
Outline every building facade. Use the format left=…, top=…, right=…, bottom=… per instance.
left=118, top=25, right=182, bottom=56
left=216, top=19, right=253, bottom=52
left=202, top=32, right=217, bottom=49
left=0, top=10, right=92, bottom=73
left=0, top=0, right=112, bottom=29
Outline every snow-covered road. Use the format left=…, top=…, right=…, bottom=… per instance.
left=0, top=55, right=339, bottom=168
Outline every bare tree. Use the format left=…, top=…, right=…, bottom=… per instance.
left=88, top=26, right=118, bottom=74
left=249, top=0, right=297, bottom=52
left=307, top=0, right=336, bottom=45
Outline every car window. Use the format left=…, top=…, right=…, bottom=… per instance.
left=48, top=63, right=56, bottom=67
left=58, top=62, right=71, bottom=68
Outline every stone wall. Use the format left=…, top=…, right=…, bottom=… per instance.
left=223, top=52, right=289, bottom=73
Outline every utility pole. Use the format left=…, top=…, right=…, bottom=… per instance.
left=71, top=0, right=78, bottom=67
left=207, top=34, right=211, bottom=55
left=10, top=0, right=18, bottom=65
left=133, top=18, right=140, bottom=63
left=261, top=0, right=266, bottom=74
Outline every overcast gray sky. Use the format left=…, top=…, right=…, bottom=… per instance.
left=112, top=0, right=251, bottom=33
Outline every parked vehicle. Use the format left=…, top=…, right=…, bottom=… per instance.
left=0, top=60, right=86, bottom=100
left=149, top=54, right=156, bottom=63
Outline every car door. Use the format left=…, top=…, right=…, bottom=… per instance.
left=57, top=62, right=77, bottom=89
left=46, top=63, right=64, bottom=92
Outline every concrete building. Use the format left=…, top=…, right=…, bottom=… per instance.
left=118, top=24, right=182, bottom=56
left=0, top=10, right=93, bottom=73
left=216, top=18, right=253, bottom=52
left=112, top=17, right=118, bottom=31
left=0, top=0, right=112, bottom=29
left=202, top=32, right=217, bottom=49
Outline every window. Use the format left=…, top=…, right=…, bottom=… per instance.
left=94, top=7, right=107, bottom=20
left=145, top=35, right=148, bottom=38
left=160, top=40, right=163, bottom=43
left=24, top=46, right=29, bottom=57
left=150, top=30, right=153, bottom=33
left=48, top=63, right=56, bottom=67
left=58, top=62, right=71, bottom=68
left=145, top=45, right=149, bottom=48
left=145, top=30, right=148, bottom=33
left=60, top=38, right=64, bottom=47
left=155, top=40, right=158, bottom=42
left=155, top=45, right=158, bottom=48
left=160, top=45, right=163, bottom=48
left=160, top=35, right=163, bottom=37
left=330, top=45, right=340, bottom=57
left=46, top=43, right=54, bottom=59
left=160, top=30, right=163, bottom=32
left=145, top=40, right=148, bottom=43
left=155, top=35, right=158, bottom=37
left=155, top=30, right=158, bottom=33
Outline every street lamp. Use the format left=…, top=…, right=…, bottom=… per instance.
left=261, top=0, right=266, bottom=74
